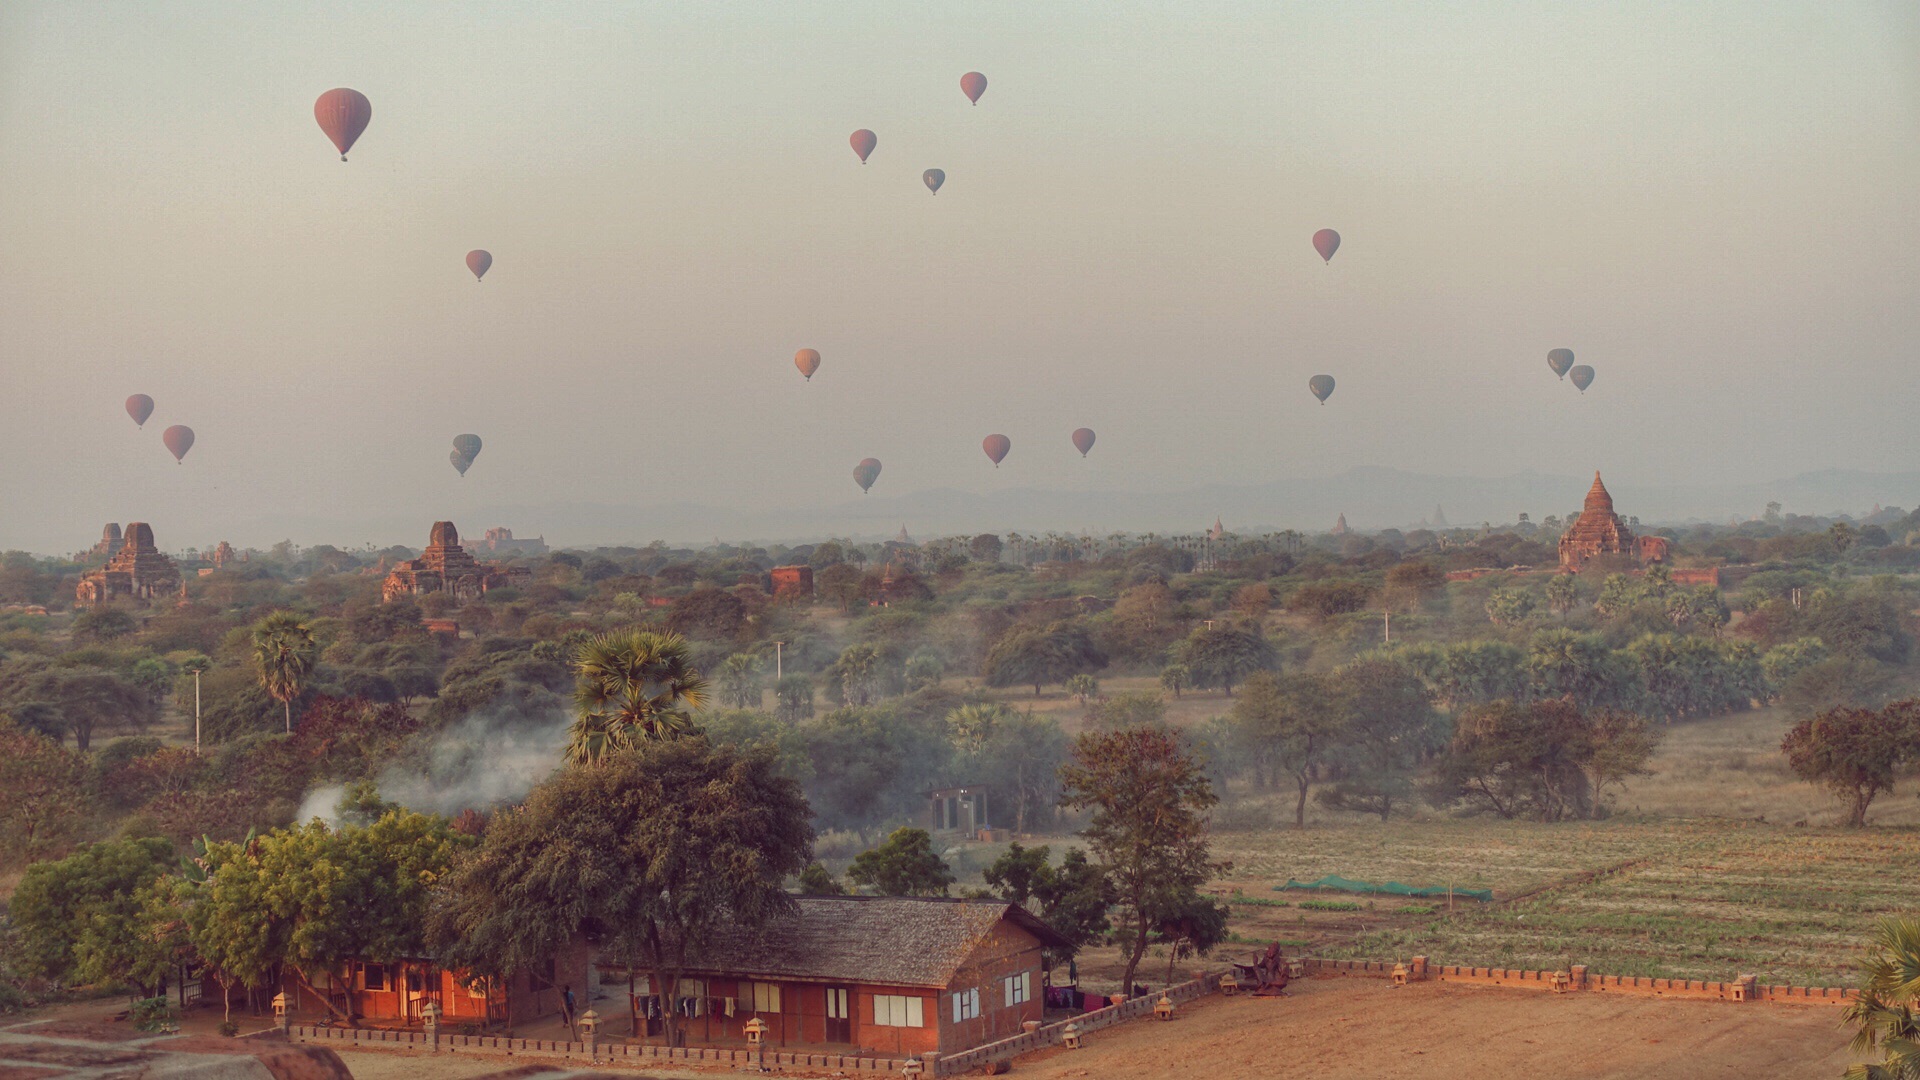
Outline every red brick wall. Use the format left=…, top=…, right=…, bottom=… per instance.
left=937, top=922, right=1047, bottom=1054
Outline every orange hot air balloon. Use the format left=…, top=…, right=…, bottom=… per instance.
left=1569, top=365, right=1595, bottom=392
left=795, top=349, right=821, bottom=381
left=850, top=129, right=877, bottom=164
left=126, top=395, right=154, bottom=428
left=466, top=250, right=492, bottom=281
left=1072, top=428, right=1095, bottom=457
left=1309, top=375, right=1335, bottom=403
left=1312, top=229, right=1341, bottom=263
left=923, top=169, right=945, bottom=194
left=961, top=71, right=988, bottom=104
left=854, top=458, right=882, bottom=493
left=314, top=88, right=372, bottom=161
left=982, top=434, right=1011, bottom=467
left=1547, top=348, right=1575, bottom=379
left=162, top=425, right=194, bottom=463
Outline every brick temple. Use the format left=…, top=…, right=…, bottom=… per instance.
left=75, top=522, right=181, bottom=605
left=1558, top=472, right=1668, bottom=571
left=381, top=521, right=530, bottom=603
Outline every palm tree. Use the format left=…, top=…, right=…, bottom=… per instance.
left=250, top=612, right=316, bottom=733
left=1844, top=918, right=1920, bottom=1079
left=566, top=630, right=709, bottom=765
left=716, top=653, right=763, bottom=709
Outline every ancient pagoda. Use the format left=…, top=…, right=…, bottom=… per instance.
left=381, top=521, right=531, bottom=603
left=75, top=523, right=181, bottom=605
left=1558, top=472, right=1665, bottom=570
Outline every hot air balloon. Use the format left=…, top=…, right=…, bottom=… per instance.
left=923, top=169, right=945, bottom=194
left=126, top=395, right=154, bottom=429
left=162, top=425, right=194, bottom=463
left=1547, top=348, right=1575, bottom=379
left=1309, top=375, right=1336, bottom=403
left=450, top=451, right=473, bottom=477
left=982, top=434, right=1011, bottom=467
left=452, top=434, right=482, bottom=463
left=961, top=72, right=988, bottom=105
left=854, top=458, right=882, bottom=493
left=314, top=88, right=372, bottom=161
left=466, top=250, right=492, bottom=282
left=1312, top=229, right=1341, bottom=263
left=795, top=349, right=821, bottom=381
left=1072, top=428, right=1096, bottom=457
left=1569, top=365, right=1595, bottom=392
left=850, top=129, right=876, bottom=164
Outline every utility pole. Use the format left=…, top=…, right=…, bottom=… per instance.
left=1383, top=609, right=1391, bottom=645
left=194, top=668, right=202, bottom=753
left=774, top=641, right=785, bottom=681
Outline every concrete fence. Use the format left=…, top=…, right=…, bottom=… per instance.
left=933, top=973, right=1221, bottom=1077
left=288, top=1022, right=916, bottom=1073
left=1304, top=956, right=1859, bottom=1006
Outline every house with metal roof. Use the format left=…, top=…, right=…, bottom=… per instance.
left=598, top=894, right=1072, bottom=1059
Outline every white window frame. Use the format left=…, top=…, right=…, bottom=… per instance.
left=951, top=987, right=981, bottom=1022
left=873, top=994, right=924, bottom=1028
left=746, top=981, right=782, bottom=1014
left=1003, top=971, right=1031, bottom=1007
left=826, top=987, right=850, bottom=1020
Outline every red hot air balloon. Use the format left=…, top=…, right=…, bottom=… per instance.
left=1569, top=365, right=1595, bottom=392
left=923, top=169, right=945, bottom=194
left=850, top=129, right=877, bottom=164
left=162, top=425, right=194, bottom=463
left=314, top=88, right=372, bottom=161
left=961, top=72, right=987, bottom=104
left=982, top=434, right=1011, bottom=467
left=1309, top=375, right=1336, bottom=403
left=795, top=349, right=821, bottom=381
left=854, top=458, right=882, bottom=493
left=466, top=250, right=492, bottom=281
left=1312, top=229, right=1341, bottom=263
left=1072, top=428, right=1096, bottom=457
left=1547, top=349, right=1575, bottom=379
left=126, top=395, right=154, bottom=429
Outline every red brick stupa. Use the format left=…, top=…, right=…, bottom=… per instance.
left=1558, top=472, right=1666, bottom=571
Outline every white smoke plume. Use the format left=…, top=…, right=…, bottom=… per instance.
left=297, top=703, right=572, bottom=824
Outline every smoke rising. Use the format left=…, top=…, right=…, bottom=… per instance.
left=297, top=703, right=571, bottom=824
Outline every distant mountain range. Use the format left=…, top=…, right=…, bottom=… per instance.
left=234, top=467, right=1920, bottom=551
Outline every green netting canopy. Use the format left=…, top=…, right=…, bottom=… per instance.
left=1278, top=875, right=1492, bottom=902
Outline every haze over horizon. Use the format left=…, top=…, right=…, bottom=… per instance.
left=4, top=2, right=1917, bottom=555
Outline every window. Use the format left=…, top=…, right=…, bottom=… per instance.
left=951, top=987, right=981, bottom=1022
left=745, top=981, right=782, bottom=1014
left=1003, top=971, right=1032, bottom=1006
left=826, top=988, right=850, bottom=1020
left=873, top=994, right=924, bottom=1028
left=361, top=964, right=388, bottom=992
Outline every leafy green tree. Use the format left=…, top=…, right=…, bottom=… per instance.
left=797, top=862, right=846, bottom=894
left=1229, top=671, right=1343, bottom=828
left=1782, top=703, right=1920, bottom=827
left=11, top=836, right=178, bottom=996
left=1065, top=673, right=1099, bottom=704
left=1084, top=690, right=1167, bottom=732
left=847, top=827, right=954, bottom=896
left=984, top=622, right=1109, bottom=696
left=1317, top=656, right=1442, bottom=820
left=1383, top=561, right=1447, bottom=612
left=433, top=741, right=811, bottom=1044
left=827, top=643, right=886, bottom=707
left=902, top=650, right=945, bottom=693
left=982, top=843, right=1113, bottom=962
left=0, top=717, right=89, bottom=866
left=72, top=606, right=138, bottom=644
left=1173, top=623, right=1276, bottom=696
left=251, top=611, right=318, bottom=734
left=968, top=534, right=1004, bottom=562
left=1484, top=588, right=1536, bottom=627
left=1543, top=574, right=1579, bottom=618
left=1059, top=726, right=1225, bottom=996
left=957, top=710, right=1068, bottom=833
left=817, top=563, right=864, bottom=612
left=1287, top=580, right=1374, bottom=620
left=565, top=631, right=708, bottom=765
left=716, top=653, right=763, bottom=709
left=1158, top=664, right=1191, bottom=698
left=1842, top=917, right=1920, bottom=1079
left=1150, top=889, right=1230, bottom=986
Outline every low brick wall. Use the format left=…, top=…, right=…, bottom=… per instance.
left=1303, top=957, right=1858, bottom=1006
left=289, top=1023, right=914, bottom=1072
left=934, top=973, right=1220, bottom=1077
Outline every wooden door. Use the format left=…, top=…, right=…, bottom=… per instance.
left=825, top=986, right=852, bottom=1043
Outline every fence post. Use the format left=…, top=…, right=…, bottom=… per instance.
left=421, top=1001, right=441, bottom=1053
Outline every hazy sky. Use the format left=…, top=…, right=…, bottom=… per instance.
left=2, top=2, right=1917, bottom=553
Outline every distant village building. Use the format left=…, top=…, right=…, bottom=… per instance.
left=597, top=896, right=1066, bottom=1058
left=770, top=565, right=814, bottom=601
left=480, top=526, right=548, bottom=555
left=1558, top=472, right=1668, bottom=571
left=929, top=785, right=993, bottom=837
left=381, top=522, right=531, bottom=603
left=75, top=523, right=181, bottom=605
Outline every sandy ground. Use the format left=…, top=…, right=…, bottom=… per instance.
left=1014, top=977, right=1856, bottom=1080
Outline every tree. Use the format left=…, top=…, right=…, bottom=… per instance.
left=1545, top=574, right=1579, bottom=619
left=983, top=622, right=1108, bottom=696
left=666, top=588, right=747, bottom=641
left=1230, top=583, right=1273, bottom=618
left=1842, top=917, right=1920, bottom=1079
left=1431, top=699, right=1594, bottom=822
left=1384, top=561, right=1446, bottom=611
left=1484, top=588, right=1536, bottom=627
left=251, top=611, right=317, bottom=734
left=1084, top=690, right=1167, bottom=732
left=847, top=827, right=954, bottom=896
left=1229, top=671, right=1343, bottom=827
left=1150, top=890, right=1230, bottom=986
left=1065, top=673, right=1100, bottom=704
left=11, top=836, right=179, bottom=997
left=774, top=673, right=815, bottom=722
left=969, top=534, right=1004, bottom=562
left=1582, top=709, right=1661, bottom=817
left=960, top=710, right=1069, bottom=833
left=1782, top=704, right=1919, bottom=827
left=565, top=631, right=708, bottom=765
left=72, top=605, right=138, bottom=644
left=1174, top=623, right=1277, bottom=696
left=982, top=843, right=1112, bottom=963
left=817, top=563, right=864, bottom=612
left=716, top=654, right=763, bottom=709
left=432, top=740, right=810, bottom=1044
left=797, top=863, right=846, bottom=895
left=1287, top=580, right=1374, bottom=620
left=827, top=643, right=886, bottom=707
left=1059, top=727, right=1226, bottom=996
left=1158, top=664, right=1191, bottom=698
left=1317, top=656, right=1441, bottom=820
left=0, top=717, right=89, bottom=867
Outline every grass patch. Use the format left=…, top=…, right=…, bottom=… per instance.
left=1298, top=899, right=1363, bottom=912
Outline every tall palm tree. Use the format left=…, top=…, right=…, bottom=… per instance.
left=566, top=630, right=709, bottom=765
left=1846, top=918, right=1920, bottom=1079
left=250, top=612, right=316, bottom=733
